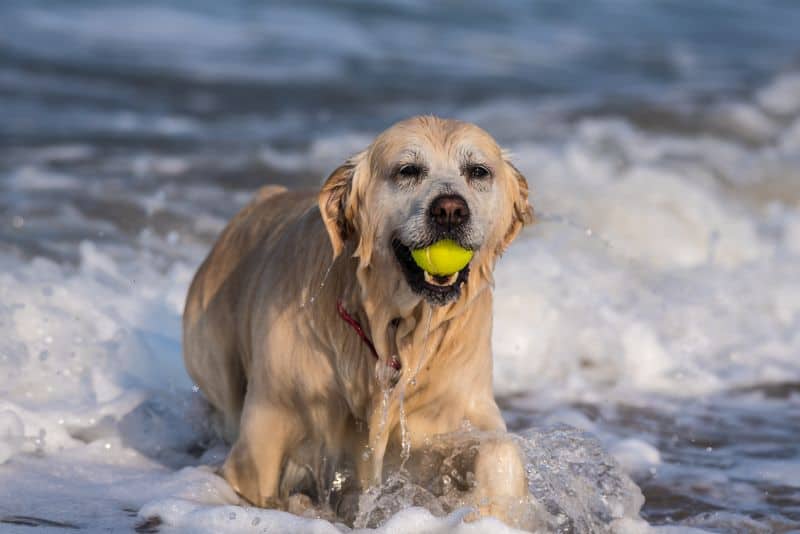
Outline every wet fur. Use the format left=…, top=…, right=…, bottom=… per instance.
left=183, top=116, right=534, bottom=520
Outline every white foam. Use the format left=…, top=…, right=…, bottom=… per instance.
left=3, top=71, right=800, bottom=531
left=0, top=409, right=25, bottom=463
left=137, top=502, right=528, bottom=534
left=609, top=439, right=661, bottom=479
left=491, top=90, right=800, bottom=400
left=757, top=73, right=800, bottom=116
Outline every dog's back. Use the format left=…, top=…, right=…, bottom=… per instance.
left=183, top=185, right=318, bottom=440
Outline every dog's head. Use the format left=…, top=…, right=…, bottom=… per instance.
left=320, top=116, right=533, bottom=307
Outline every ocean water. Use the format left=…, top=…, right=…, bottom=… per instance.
left=1, top=1, right=800, bottom=532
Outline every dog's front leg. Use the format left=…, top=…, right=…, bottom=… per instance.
left=465, top=403, right=529, bottom=522
left=222, top=398, right=302, bottom=508
left=472, top=437, right=528, bottom=504
left=359, top=388, right=400, bottom=488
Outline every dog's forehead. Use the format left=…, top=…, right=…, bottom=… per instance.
left=371, top=117, right=501, bottom=166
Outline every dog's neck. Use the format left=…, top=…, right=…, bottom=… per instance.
left=309, top=238, right=496, bottom=392
left=354, top=248, right=496, bottom=384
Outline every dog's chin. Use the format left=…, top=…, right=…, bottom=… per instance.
left=391, top=239, right=471, bottom=306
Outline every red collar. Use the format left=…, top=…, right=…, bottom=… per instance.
left=336, top=300, right=401, bottom=371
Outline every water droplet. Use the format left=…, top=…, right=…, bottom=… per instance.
left=332, top=471, right=346, bottom=491
left=228, top=511, right=236, bottom=520
left=302, top=260, right=336, bottom=308
left=11, top=215, right=24, bottom=229
left=34, top=428, right=47, bottom=453
left=251, top=517, right=261, bottom=526
left=38, top=350, right=49, bottom=361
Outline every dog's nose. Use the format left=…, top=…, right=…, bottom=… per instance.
left=429, top=194, right=470, bottom=229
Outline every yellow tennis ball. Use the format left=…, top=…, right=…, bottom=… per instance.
left=411, top=240, right=474, bottom=275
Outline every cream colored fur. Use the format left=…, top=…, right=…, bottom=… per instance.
left=183, top=116, right=534, bottom=521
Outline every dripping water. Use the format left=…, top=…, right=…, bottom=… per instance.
left=370, top=383, right=392, bottom=463
left=409, top=307, right=434, bottom=388
left=301, top=259, right=336, bottom=309
left=398, top=394, right=411, bottom=465
left=398, top=305, right=434, bottom=469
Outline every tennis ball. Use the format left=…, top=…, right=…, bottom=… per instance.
left=411, top=240, right=473, bottom=276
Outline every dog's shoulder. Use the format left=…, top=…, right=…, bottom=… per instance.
left=252, top=184, right=289, bottom=204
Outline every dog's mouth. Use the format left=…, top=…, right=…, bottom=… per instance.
left=391, top=239, right=471, bottom=306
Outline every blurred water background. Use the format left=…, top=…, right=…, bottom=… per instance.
left=2, top=1, right=800, bottom=532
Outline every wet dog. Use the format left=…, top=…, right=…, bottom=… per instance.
left=183, top=116, right=534, bottom=522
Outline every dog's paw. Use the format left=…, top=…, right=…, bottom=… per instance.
left=287, top=493, right=314, bottom=515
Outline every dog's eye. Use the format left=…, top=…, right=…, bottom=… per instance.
left=467, top=165, right=490, bottom=179
left=398, top=164, right=421, bottom=178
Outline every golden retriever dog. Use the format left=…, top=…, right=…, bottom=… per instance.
left=183, top=116, right=534, bottom=523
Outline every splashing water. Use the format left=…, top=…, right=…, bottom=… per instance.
left=354, top=426, right=646, bottom=531
left=352, top=299, right=647, bottom=530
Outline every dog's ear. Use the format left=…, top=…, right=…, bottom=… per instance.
left=319, top=153, right=364, bottom=258
left=498, top=158, right=534, bottom=253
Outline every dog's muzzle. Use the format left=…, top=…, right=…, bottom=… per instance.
left=392, top=194, right=475, bottom=306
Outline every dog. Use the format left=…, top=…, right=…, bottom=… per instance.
left=183, top=116, right=534, bottom=523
